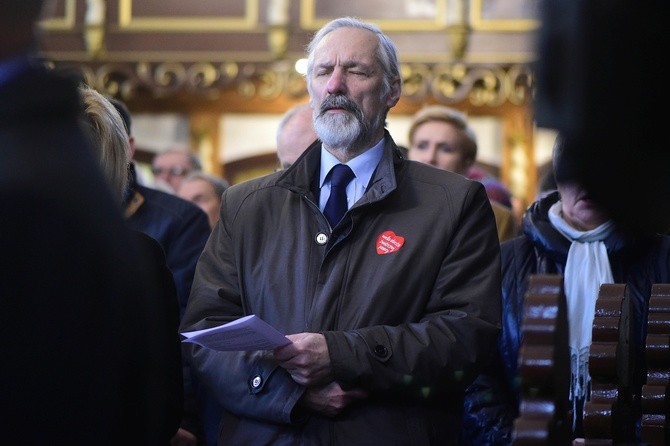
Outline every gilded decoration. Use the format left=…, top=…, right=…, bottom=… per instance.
left=38, top=0, right=541, bottom=204
left=40, top=0, right=538, bottom=104
left=67, top=59, right=533, bottom=106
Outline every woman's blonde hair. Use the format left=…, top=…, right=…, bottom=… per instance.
left=78, top=85, right=131, bottom=202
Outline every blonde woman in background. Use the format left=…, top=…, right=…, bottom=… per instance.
left=407, top=105, right=518, bottom=242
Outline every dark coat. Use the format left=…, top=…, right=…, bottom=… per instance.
left=463, top=191, right=670, bottom=444
left=0, top=61, right=180, bottom=444
left=180, top=132, right=502, bottom=445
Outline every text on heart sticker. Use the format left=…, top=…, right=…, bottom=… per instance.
left=376, top=231, right=405, bottom=255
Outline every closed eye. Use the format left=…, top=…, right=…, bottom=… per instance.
left=437, top=144, right=456, bottom=154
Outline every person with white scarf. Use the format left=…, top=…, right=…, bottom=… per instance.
left=462, top=135, right=670, bottom=444
left=547, top=186, right=614, bottom=432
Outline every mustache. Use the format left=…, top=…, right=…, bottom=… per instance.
left=318, top=95, right=362, bottom=119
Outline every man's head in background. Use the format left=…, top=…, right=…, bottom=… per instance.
left=276, top=103, right=317, bottom=170
left=151, top=146, right=202, bottom=193
left=177, top=171, right=229, bottom=230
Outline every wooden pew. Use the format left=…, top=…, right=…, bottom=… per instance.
left=513, top=277, right=670, bottom=445
left=640, top=283, right=670, bottom=445
left=513, top=278, right=641, bottom=445
left=513, top=274, right=572, bottom=445
left=581, top=283, right=637, bottom=444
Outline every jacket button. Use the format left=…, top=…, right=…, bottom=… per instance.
left=374, top=345, right=388, bottom=357
left=251, top=375, right=262, bottom=388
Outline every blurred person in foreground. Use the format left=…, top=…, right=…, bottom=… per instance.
left=152, top=146, right=203, bottom=193
left=180, top=16, right=501, bottom=445
left=462, top=135, right=670, bottom=444
left=0, top=0, right=167, bottom=443
left=79, top=85, right=183, bottom=444
left=407, top=105, right=518, bottom=242
left=535, top=0, right=670, bottom=235
left=177, top=171, right=230, bottom=230
left=276, top=102, right=317, bottom=170
left=111, top=98, right=213, bottom=446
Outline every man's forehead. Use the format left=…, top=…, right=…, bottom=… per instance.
left=313, top=28, right=378, bottom=64
left=183, top=179, right=214, bottom=194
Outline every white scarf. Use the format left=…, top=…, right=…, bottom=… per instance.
left=547, top=201, right=615, bottom=429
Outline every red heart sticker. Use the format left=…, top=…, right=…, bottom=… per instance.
left=376, top=231, right=405, bottom=255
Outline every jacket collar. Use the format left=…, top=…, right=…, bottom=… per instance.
left=275, top=129, right=404, bottom=207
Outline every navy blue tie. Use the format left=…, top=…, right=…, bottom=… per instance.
left=324, top=164, right=354, bottom=228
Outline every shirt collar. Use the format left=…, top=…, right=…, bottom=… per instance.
left=319, top=137, right=385, bottom=189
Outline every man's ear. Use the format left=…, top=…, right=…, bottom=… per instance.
left=385, top=77, right=402, bottom=108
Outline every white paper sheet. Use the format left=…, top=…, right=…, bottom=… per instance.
left=181, top=314, right=291, bottom=351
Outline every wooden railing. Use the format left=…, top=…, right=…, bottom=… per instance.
left=582, top=283, right=637, bottom=444
left=513, top=274, right=572, bottom=445
left=514, top=276, right=669, bottom=445
left=640, top=283, right=670, bottom=445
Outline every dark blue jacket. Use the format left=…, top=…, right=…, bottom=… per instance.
left=124, top=164, right=211, bottom=318
left=463, top=191, right=670, bottom=444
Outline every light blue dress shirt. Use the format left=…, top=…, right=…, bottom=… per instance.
left=318, top=138, right=385, bottom=212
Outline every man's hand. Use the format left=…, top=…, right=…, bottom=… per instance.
left=274, top=333, right=333, bottom=386
left=299, top=381, right=369, bottom=417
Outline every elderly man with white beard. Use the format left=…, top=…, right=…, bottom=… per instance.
left=180, top=16, right=501, bottom=446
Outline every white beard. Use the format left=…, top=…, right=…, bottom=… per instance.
left=314, top=111, right=362, bottom=149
